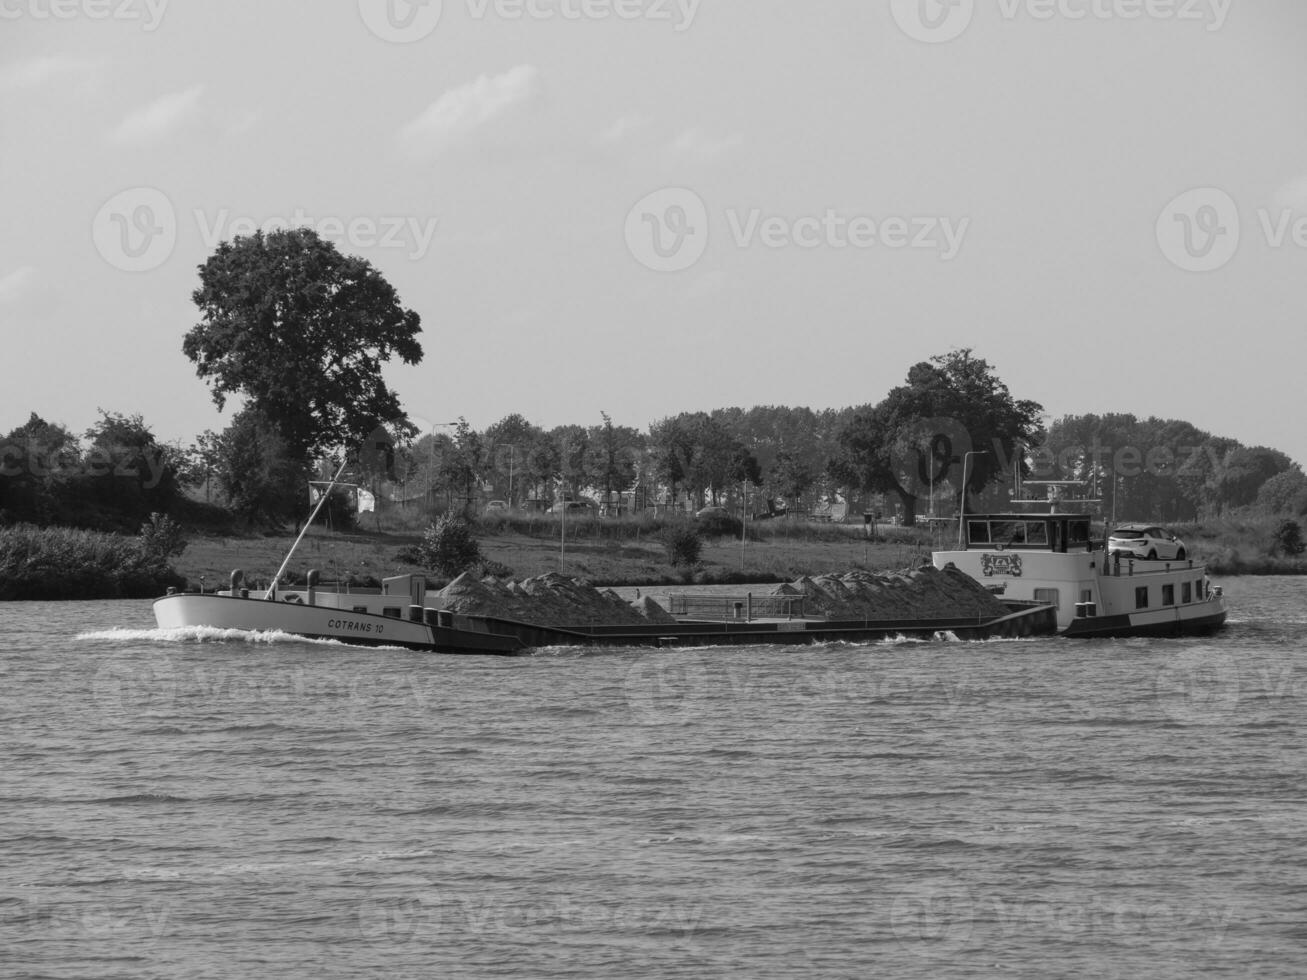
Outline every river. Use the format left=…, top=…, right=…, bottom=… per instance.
left=1, top=576, right=1304, bottom=978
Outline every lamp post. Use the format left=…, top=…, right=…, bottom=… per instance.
left=957, top=450, right=990, bottom=549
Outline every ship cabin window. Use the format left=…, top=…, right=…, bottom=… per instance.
left=991, top=521, right=1025, bottom=546
left=1162, top=584, right=1175, bottom=606
left=352, top=605, right=368, bottom=614
left=1135, top=586, right=1149, bottom=609
left=1068, top=520, right=1091, bottom=551
left=1195, top=579, right=1205, bottom=600
left=1034, top=588, right=1060, bottom=606
left=1182, top=582, right=1192, bottom=604
left=383, top=606, right=402, bottom=618
left=966, top=519, right=1051, bottom=549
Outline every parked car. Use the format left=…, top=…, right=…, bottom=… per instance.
left=483, top=500, right=509, bottom=515
left=1108, top=524, right=1187, bottom=561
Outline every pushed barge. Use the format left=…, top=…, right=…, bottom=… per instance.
left=153, top=571, right=1057, bottom=656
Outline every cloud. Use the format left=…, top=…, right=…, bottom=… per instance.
left=666, top=128, right=744, bottom=162
left=593, top=114, right=650, bottom=148
left=400, top=65, right=542, bottom=160
left=110, top=85, right=205, bottom=145
left=0, top=55, right=101, bottom=91
left=0, top=266, right=37, bottom=304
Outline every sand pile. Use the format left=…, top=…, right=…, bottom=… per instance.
left=435, top=572, right=664, bottom=627
left=783, top=564, right=1009, bottom=621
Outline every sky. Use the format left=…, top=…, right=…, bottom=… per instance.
left=2, top=0, right=1306, bottom=465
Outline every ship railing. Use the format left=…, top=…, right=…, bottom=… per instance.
left=668, top=594, right=806, bottom=621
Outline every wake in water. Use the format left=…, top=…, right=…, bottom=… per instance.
left=76, top=626, right=350, bottom=647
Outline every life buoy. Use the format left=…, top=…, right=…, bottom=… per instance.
left=283, top=594, right=304, bottom=604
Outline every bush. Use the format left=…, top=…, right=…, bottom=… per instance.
left=413, top=514, right=482, bottom=577
left=137, top=512, right=188, bottom=565
left=1272, top=519, right=1305, bottom=557
left=661, top=525, right=703, bottom=568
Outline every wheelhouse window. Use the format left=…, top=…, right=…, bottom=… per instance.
left=1069, top=520, right=1091, bottom=549
left=1135, top=586, right=1149, bottom=609
left=1026, top=522, right=1049, bottom=546
left=968, top=521, right=991, bottom=544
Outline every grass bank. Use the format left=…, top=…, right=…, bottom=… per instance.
left=175, top=515, right=941, bottom=590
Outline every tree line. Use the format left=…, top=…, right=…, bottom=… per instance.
left=3, top=228, right=1302, bottom=533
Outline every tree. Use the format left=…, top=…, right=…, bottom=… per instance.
left=829, top=350, right=1042, bottom=525
left=182, top=228, right=424, bottom=464
left=415, top=514, right=482, bottom=577
left=1258, top=468, right=1307, bottom=516
left=586, top=412, right=642, bottom=513
left=213, top=406, right=305, bottom=524
left=1272, top=519, right=1305, bottom=557
left=84, top=411, right=184, bottom=525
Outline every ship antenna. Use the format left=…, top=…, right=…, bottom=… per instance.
left=266, top=456, right=349, bottom=598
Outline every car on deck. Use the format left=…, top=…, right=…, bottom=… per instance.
left=1108, top=524, right=1187, bottom=561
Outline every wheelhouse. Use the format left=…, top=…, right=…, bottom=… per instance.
left=961, top=514, right=1095, bottom=553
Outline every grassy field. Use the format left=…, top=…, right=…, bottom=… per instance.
left=172, top=510, right=1307, bottom=589
left=176, top=517, right=947, bottom=589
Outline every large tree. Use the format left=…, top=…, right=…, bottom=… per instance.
left=829, top=350, right=1043, bottom=525
left=182, top=228, right=424, bottom=463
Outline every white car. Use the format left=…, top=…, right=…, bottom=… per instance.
left=1108, top=524, right=1187, bottom=561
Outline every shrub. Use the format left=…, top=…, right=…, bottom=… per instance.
left=1272, top=519, right=1305, bottom=557
left=413, top=514, right=482, bottom=577
left=661, top=525, right=703, bottom=568
left=137, top=512, right=188, bottom=565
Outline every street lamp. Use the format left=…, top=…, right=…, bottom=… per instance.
left=957, top=450, right=990, bottom=549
